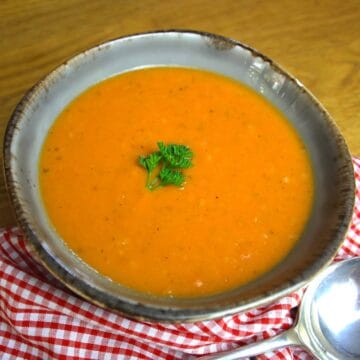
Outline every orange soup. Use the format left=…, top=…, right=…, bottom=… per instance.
left=39, top=67, right=314, bottom=297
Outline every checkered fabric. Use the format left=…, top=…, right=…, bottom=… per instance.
left=0, top=157, right=359, bottom=360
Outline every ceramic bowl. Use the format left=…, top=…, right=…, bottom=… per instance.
left=3, top=30, right=355, bottom=322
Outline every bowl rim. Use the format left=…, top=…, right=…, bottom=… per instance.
left=3, top=29, right=356, bottom=322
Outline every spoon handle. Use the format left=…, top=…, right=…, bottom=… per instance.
left=198, top=328, right=301, bottom=359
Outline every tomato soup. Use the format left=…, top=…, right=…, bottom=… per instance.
left=39, top=67, right=314, bottom=297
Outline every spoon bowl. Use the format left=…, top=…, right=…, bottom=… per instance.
left=201, top=257, right=360, bottom=359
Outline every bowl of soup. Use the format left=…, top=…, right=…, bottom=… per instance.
left=3, top=30, right=355, bottom=322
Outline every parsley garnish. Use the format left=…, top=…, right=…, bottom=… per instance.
left=138, top=142, right=193, bottom=191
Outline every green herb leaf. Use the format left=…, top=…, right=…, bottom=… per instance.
left=138, top=142, right=193, bottom=191
left=157, top=142, right=193, bottom=168
left=138, top=151, right=162, bottom=173
left=159, top=167, right=185, bottom=187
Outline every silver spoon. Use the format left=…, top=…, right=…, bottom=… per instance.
left=200, top=257, right=360, bottom=360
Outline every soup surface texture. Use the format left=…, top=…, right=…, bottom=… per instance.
left=40, top=67, right=314, bottom=297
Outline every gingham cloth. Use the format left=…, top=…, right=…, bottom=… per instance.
left=1, top=158, right=359, bottom=360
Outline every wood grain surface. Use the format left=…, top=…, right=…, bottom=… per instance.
left=0, top=0, right=359, bottom=227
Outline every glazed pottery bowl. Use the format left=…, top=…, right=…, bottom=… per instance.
left=3, top=31, right=355, bottom=322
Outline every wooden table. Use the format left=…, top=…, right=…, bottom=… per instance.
left=0, top=0, right=359, bottom=227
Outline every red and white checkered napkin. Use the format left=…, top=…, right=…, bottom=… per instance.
left=1, top=158, right=359, bottom=360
